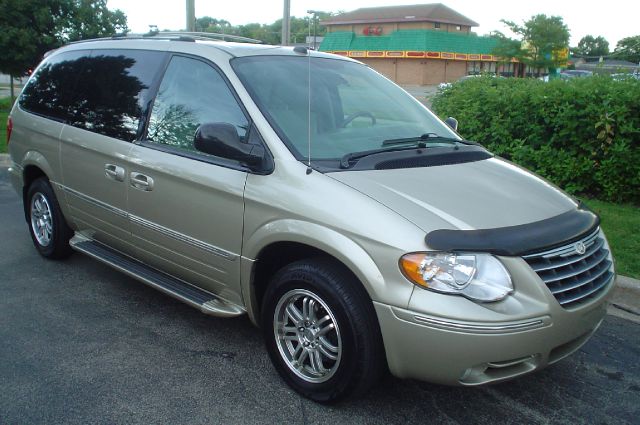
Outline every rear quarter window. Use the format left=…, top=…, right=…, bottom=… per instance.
left=20, top=48, right=167, bottom=142
left=19, top=50, right=87, bottom=122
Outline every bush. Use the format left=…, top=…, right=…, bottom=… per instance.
left=432, top=75, right=640, bottom=203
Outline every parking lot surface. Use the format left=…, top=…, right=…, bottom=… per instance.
left=1, top=166, right=639, bottom=424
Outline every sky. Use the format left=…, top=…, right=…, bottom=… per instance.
left=106, top=0, right=638, bottom=47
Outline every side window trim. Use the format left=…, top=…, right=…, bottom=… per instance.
left=136, top=53, right=273, bottom=174
left=136, top=138, right=252, bottom=172
left=136, top=51, right=172, bottom=141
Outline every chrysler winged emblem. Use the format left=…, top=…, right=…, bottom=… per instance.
left=574, top=241, right=586, bottom=255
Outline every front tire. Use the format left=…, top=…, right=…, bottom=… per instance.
left=26, top=178, right=73, bottom=259
left=262, top=258, right=384, bottom=402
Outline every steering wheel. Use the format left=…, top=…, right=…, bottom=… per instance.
left=341, top=111, right=376, bottom=128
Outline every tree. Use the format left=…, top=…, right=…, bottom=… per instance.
left=290, top=13, right=332, bottom=45
left=0, top=0, right=65, bottom=84
left=195, top=17, right=235, bottom=35
left=239, top=22, right=278, bottom=44
left=572, top=35, right=609, bottom=59
left=63, top=0, right=128, bottom=42
left=614, top=35, right=640, bottom=64
left=194, top=13, right=334, bottom=45
left=0, top=0, right=127, bottom=99
left=496, top=14, right=570, bottom=74
left=490, top=33, right=526, bottom=77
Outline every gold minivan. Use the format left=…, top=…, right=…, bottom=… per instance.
left=7, top=34, right=616, bottom=402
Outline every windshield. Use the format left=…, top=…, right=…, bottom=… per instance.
left=231, top=55, right=459, bottom=162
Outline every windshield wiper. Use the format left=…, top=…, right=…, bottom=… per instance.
left=340, top=144, right=427, bottom=169
left=382, top=133, right=465, bottom=146
left=340, top=134, right=481, bottom=169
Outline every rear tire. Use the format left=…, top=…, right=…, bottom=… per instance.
left=261, top=258, right=384, bottom=402
left=26, top=178, right=73, bottom=260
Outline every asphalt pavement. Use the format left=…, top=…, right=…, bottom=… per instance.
left=400, top=84, right=439, bottom=108
left=1, top=165, right=639, bottom=424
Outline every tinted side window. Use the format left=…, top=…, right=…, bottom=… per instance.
left=19, top=50, right=87, bottom=122
left=69, top=49, right=166, bottom=141
left=146, top=56, right=249, bottom=155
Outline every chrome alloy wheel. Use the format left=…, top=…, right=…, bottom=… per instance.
left=273, top=289, right=342, bottom=383
left=30, top=192, right=53, bottom=247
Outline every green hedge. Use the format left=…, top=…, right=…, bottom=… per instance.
left=432, top=76, right=640, bottom=203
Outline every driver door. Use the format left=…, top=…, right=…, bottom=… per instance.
left=126, top=55, right=250, bottom=304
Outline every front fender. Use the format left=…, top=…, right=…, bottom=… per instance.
left=241, top=219, right=415, bottom=325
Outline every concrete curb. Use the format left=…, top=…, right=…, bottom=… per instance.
left=617, top=275, right=640, bottom=290
left=610, top=275, right=640, bottom=323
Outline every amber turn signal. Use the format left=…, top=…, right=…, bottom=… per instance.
left=399, top=253, right=429, bottom=287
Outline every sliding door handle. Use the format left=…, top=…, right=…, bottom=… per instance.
left=130, top=172, right=154, bottom=191
left=105, top=164, right=125, bottom=182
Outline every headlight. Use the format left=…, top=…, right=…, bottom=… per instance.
left=400, top=252, right=513, bottom=302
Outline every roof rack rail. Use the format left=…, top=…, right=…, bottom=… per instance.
left=158, top=31, right=262, bottom=44
left=68, top=31, right=262, bottom=45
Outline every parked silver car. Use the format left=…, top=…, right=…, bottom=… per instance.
left=6, top=34, right=616, bottom=402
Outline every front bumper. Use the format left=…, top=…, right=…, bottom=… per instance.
left=375, top=270, right=615, bottom=386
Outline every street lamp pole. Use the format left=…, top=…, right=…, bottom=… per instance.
left=307, top=10, right=321, bottom=49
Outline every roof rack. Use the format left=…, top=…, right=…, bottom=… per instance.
left=157, top=31, right=262, bottom=44
left=68, top=31, right=262, bottom=45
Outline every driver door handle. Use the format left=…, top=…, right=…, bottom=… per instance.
left=130, top=172, right=154, bottom=191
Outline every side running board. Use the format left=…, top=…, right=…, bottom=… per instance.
left=70, top=235, right=245, bottom=318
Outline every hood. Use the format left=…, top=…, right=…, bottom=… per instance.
left=328, top=157, right=578, bottom=232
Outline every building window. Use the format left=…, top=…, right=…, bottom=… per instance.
left=467, top=61, right=481, bottom=75
left=456, top=25, right=461, bottom=31
left=498, top=62, right=514, bottom=77
left=434, top=22, right=441, bottom=29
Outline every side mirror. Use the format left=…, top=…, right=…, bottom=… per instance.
left=194, top=123, right=265, bottom=169
left=445, top=117, right=459, bottom=132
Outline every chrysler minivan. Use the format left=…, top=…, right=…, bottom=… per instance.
left=7, top=34, right=615, bottom=402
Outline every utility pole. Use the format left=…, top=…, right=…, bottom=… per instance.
left=186, top=0, right=195, bottom=31
left=281, top=0, right=290, bottom=45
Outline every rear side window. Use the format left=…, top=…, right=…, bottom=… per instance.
left=19, top=50, right=87, bottom=122
left=69, top=49, right=166, bottom=141
left=146, top=55, right=249, bottom=154
left=20, top=49, right=166, bottom=142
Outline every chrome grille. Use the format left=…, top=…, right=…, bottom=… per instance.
left=523, top=228, right=614, bottom=309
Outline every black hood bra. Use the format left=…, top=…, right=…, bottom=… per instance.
left=425, top=203, right=599, bottom=256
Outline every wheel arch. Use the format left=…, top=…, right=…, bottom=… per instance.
left=241, top=220, right=385, bottom=326
left=21, top=159, right=51, bottom=222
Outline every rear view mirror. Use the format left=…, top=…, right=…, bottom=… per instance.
left=194, top=123, right=265, bottom=169
left=445, top=117, right=459, bottom=132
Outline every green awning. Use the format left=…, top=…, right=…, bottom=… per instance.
left=320, top=30, right=498, bottom=55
